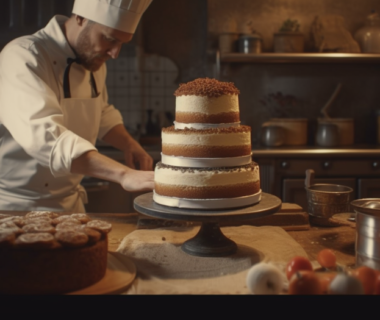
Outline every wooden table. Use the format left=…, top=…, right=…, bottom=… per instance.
left=1, top=209, right=357, bottom=267
left=1, top=209, right=358, bottom=293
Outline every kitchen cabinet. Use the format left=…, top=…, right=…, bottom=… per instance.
left=252, top=147, right=380, bottom=211
left=358, top=178, right=380, bottom=198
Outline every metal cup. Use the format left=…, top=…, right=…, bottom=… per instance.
left=305, top=169, right=353, bottom=226
left=305, top=184, right=353, bottom=218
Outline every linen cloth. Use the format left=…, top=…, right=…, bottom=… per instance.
left=117, top=225, right=308, bottom=294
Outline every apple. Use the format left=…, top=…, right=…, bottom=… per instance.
left=317, top=249, right=337, bottom=269
left=285, top=256, right=313, bottom=280
left=314, top=271, right=338, bottom=294
left=373, top=272, right=380, bottom=295
left=288, top=270, right=323, bottom=295
left=351, top=266, right=377, bottom=295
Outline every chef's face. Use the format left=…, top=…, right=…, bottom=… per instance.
left=75, top=19, right=133, bottom=72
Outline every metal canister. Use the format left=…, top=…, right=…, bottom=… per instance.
left=351, top=198, right=380, bottom=270
left=238, top=33, right=262, bottom=54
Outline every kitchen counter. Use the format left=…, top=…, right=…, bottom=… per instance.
left=252, top=144, right=380, bottom=158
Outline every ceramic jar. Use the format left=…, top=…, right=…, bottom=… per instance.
left=315, top=123, right=339, bottom=147
left=265, top=118, right=308, bottom=146
left=273, top=32, right=304, bottom=53
left=317, top=118, right=354, bottom=146
left=218, top=33, right=239, bottom=53
left=354, top=12, right=380, bottom=53
left=260, top=125, right=285, bottom=147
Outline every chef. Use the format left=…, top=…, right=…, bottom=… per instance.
left=0, top=0, right=154, bottom=213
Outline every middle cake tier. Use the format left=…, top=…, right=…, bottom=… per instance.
left=161, top=125, right=251, bottom=158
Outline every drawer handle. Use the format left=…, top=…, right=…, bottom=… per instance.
left=281, top=161, right=288, bottom=168
left=322, top=161, right=331, bottom=169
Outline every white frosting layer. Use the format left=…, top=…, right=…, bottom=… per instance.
left=174, top=121, right=240, bottom=130
left=176, top=95, right=239, bottom=114
left=161, top=153, right=252, bottom=167
left=155, top=165, right=259, bottom=187
left=162, top=131, right=250, bottom=146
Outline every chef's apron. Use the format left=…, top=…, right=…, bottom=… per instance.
left=0, top=58, right=102, bottom=213
left=57, top=58, right=102, bottom=212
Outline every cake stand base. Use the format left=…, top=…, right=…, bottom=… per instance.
left=182, top=222, right=237, bottom=257
left=134, top=192, right=282, bottom=257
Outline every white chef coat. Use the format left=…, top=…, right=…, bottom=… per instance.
left=0, top=15, right=124, bottom=212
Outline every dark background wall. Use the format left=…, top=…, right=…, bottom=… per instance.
left=1, top=0, right=380, bottom=146
left=141, top=0, right=208, bottom=83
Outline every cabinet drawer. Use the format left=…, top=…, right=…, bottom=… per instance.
left=276, top=159, right=380, bottom=176
left=358, top=179, right=380, bottom=198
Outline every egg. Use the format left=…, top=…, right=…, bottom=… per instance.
left=328, top=273, right=364, bottom=295
left=246, top=262, right=284, bottom=294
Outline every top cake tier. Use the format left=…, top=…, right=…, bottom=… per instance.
left=174, top=78, right=240, bottom=124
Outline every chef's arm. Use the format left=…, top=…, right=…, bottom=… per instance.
left=71, top=150, right=154, bottom=192
left=100, top=124, right=153, bottom=171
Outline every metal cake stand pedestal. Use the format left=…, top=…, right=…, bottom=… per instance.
left=134, top=192, right=282, bottom=257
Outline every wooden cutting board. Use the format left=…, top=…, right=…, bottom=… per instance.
left=138, top=203, right=310, bottom=231
left=219, top=203, right=310, bottom=231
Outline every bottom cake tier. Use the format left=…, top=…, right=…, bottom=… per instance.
left=154, top=161, right=261, bottom=209
left=153, top=190, right=262, bottom=209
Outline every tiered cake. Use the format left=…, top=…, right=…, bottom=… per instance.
left=153, top=78, right=261, bottom=209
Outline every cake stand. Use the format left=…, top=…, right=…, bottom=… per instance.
left=134, top=192, right=282, bottom=257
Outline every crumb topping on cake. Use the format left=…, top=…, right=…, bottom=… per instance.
left=0, top=212, right=112, bottom=249
left=162, top=125, right=250, bottom=134
left=174, top=78, right=240, bottom=97
left=156, top=162, right=258, bottom=173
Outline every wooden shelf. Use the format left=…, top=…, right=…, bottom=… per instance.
left=219, top=52, right=380, bottom=64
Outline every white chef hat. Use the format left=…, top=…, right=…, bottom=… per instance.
left=72, top=0, right=153, bottom=34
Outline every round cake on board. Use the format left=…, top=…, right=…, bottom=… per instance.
left=0, top=211, right=112, bottom=294
left=154, top=78, right=261, bottom=209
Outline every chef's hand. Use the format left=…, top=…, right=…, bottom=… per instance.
left=101, top=124, right=153, bottom=171
left=121, top=168, right=155, bottom=192
left=72, top=151, right=154, bottom=192
left=124, top=138, right=153, bottom=171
